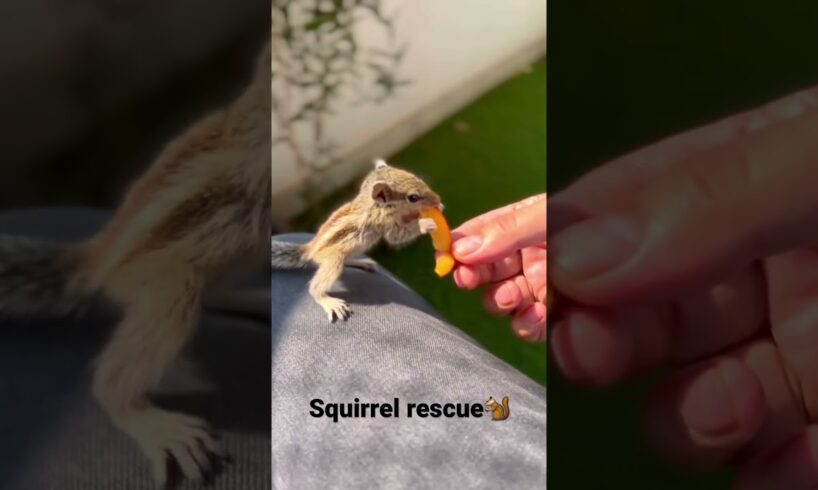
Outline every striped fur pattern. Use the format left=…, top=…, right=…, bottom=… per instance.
left=0, top=42, right=271, bottom=485
left=273, top=160, right=441, bottom=322
left=0, top=236, right=87, bottom=316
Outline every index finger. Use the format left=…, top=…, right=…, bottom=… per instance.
left=553, top=86, right=818, bottom=216
left=454, top=193, right=546, bottom=238
left=453, top=197, right=547, bottom=265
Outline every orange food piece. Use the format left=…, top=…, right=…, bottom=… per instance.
left=434, top=252, right=455, bottom=277
left=420, top=208, right=455, bottom=277
left=419, top=208, right=451, bottom=251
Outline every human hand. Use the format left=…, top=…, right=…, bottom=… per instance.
left=449, top=193, right=547, bottom=342
left=549, top=86, right=818, bottom=488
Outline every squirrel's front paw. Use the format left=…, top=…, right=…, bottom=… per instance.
left=318, top=296, right=351, bottom=322
left=120, top=408, right=224, bottom=487
left=419, top=217, right=437, bottom=234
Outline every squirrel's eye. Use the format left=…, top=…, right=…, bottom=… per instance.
left=407, top=194, right=420, bottom=203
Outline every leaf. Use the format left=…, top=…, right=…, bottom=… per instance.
left=304, top=12, right=336, bottom=31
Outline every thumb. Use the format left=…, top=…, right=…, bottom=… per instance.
left=551, top=109, right=818, bottom=305
left=451, top=196, right=546, bottom=265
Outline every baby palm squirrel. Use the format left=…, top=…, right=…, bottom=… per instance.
left=0, top=42, right=271, bottom=485
left=271, top=159, right=442, bottom=321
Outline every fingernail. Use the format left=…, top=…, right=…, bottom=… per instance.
left=681, top=365, right=738, bottom=442
left=520, top=303, right=546, bottom=324
left=681, top=359, right=765, bottom=446
left=550, top=320, right=586, bottom=380
left=453, top=267, right=466, bottom=288
left=496, top=283, right=516, bottom=307
left=453, top=236, right=482, bottom=257
left=514, top=304, right=547, bottom=340
left=551, top=216, right=641, bottom=280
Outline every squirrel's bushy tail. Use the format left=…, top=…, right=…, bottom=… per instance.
left=270, top=240, right=310, bottom=269
left=0, top=236, right=91, bottom=317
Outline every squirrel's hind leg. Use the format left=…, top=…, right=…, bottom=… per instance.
left=309, top=254, right=350, bottom=322
left=93, top=266, right=223, bottom=486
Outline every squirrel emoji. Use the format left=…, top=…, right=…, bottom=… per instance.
left=270, top=159, right=443, bottom=321
left=0, top=42, right=271, bottom=485
left=485, top=396, right=510, bottom=421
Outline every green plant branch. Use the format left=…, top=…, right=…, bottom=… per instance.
left=272, top=0, right=410, bottom=193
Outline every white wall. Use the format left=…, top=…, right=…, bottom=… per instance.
left=272, top=0, right=546, bottom=219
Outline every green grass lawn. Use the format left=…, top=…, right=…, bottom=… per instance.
left=294, top=60, right=546, bottom=385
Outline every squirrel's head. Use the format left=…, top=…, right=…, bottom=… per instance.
left=485, top=396, right=497, bottom=409
left=361, top=159, right=442, bottom=222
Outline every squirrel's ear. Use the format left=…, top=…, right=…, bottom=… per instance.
left=374, top=158, right=389, bottom=170
left=372, top=182, right=393, bottom=203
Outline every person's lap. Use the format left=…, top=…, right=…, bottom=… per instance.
left=0, top=208, right=270, bottom=490
left=271, top=234, right=546, bottom=489
left=0, top=211, right=546, bottom=489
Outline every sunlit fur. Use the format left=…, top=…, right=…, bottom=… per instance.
left=271, top=160, right=441, bottom=321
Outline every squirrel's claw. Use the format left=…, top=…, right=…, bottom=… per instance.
left=419, top=218, right=437, bottom=234
left=319, top=297, right=351, bottom=322
left=121, top=409, right=225, bottom=488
